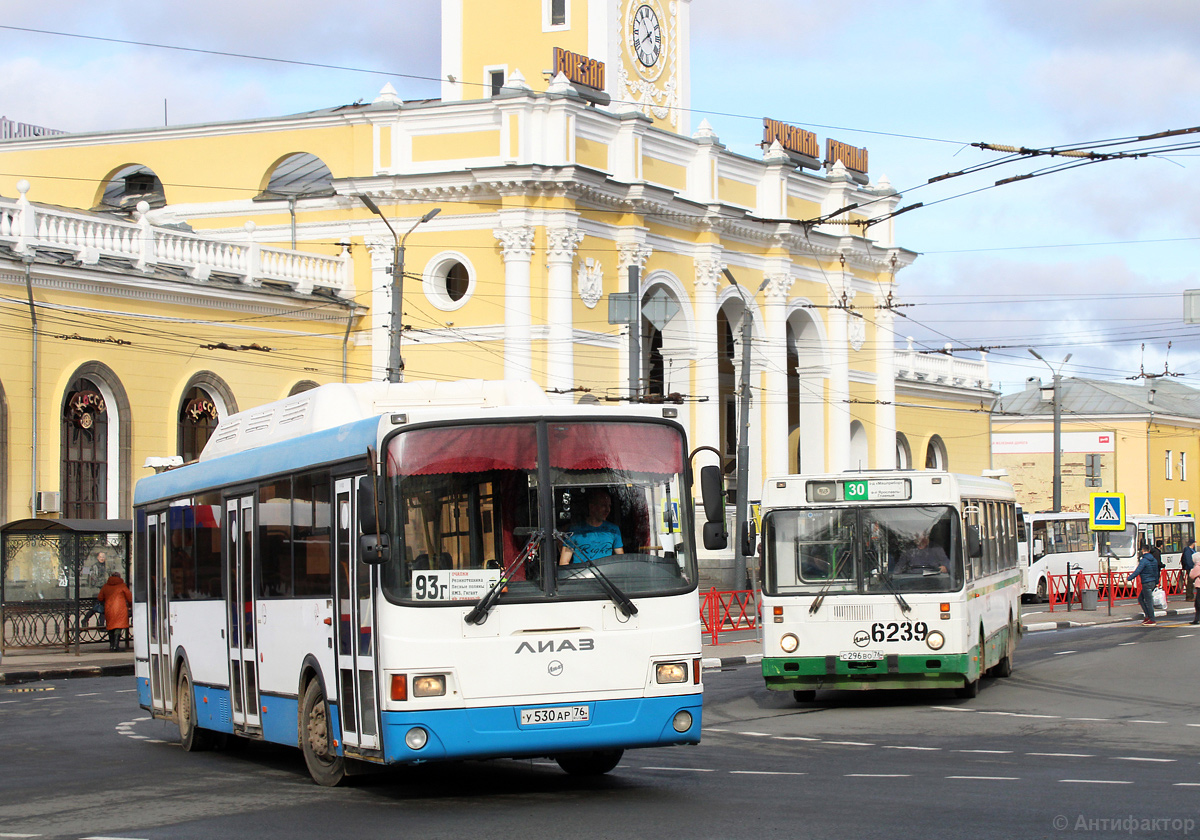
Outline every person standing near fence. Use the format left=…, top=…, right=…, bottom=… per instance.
left=1183, top=538, right=1197, bottom=603
left=1128, top=546, right=1160, bottom=626
left=96, top=571, right=132, bottom=651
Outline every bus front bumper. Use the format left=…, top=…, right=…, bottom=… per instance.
left=378, top=693, right=702, bottom=764
left=763, top=654, right=971, bottom=691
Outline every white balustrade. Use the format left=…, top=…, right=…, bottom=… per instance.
left=895, top=346, right=991, bottom=390
left=0, top=192, right=352, bottom=298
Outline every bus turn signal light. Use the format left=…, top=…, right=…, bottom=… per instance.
left=391, top=674, right=407, bottom=701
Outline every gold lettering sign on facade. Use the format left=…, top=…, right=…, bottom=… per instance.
left=762, top=118, right=819, bottom=160
left=825, top=138, right=869, bottom=174
left=553, top=47, right=605, bottom=91
left=66, top=389, right=106, bottom=429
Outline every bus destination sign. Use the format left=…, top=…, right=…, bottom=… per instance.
left=841, top=479, right=910, bottom=502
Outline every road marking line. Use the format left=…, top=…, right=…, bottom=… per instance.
left=1129, top=720, right=1167, bottom=725
left=1066, top=717, right=1109, bottom=722
left=824, top=741, right=875, bottom=746
left=730, top=771, right=807, bottom=776
left=1175, top=783, right=1200, bottom=787
left=931, top=706, right=973, bottom=712
left=1180, top=634, right=1195, bottom=638
left=775, top=736, right=821, bottom=741
left=1113, top=756, right=1174, bottom=762
left=641, top=767, right=715, bottom=772
left=946, top=775, right=1019, bottom=780
left=703, top=728, right=730, bottom=733
left=1027, top=753, right=1094, bottom=758
left=1060, top=779, right=1133, bottom=785
left=847, top=773, right=910, bottom=777
left=955, top=749, right=1012, bottom=754
left=0, top=700, right=18, bottom=704
left=1117, top=642, right=1137, bottom=646
left=737, top=731, right=774, bottom=737
left=1053, top=650, right=1076, bottom=655
left=0, top=833, right=43, bottom=838
left=75, top=692, right=100, bottom=697
left=883, top=745, right=941, bottom=751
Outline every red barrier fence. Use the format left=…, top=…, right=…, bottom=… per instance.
left=700, top=588, right=759, bottom=645
left=1047, top=569, right=1187, bottom=612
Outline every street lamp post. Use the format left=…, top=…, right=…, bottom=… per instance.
left=722, top=268, right=771, bottom=590
left=1029, top=349, right=1072, bottom=512
left=359, top=196, right=441, bottom=383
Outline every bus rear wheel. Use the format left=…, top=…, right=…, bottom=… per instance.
left=792, top=690, right=816, bottom=703
left=176, top=665, right=214, bottom=752
left=301, top=679, right=346, bottom=786
left=555, top=749, right=624, bottom=776
left=1035, top=578, right=1047, bottom=603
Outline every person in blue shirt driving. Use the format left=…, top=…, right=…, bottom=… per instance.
left=559, top=488, right=624, bottom=565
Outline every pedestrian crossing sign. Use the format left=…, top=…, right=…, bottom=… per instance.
left=1090, top=492, right=1125, bottom=530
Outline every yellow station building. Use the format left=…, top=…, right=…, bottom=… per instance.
left=0, top=0, right=995, bottom=583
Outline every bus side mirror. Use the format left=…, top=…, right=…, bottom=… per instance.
left=359, top=533, right=391, bottom=565
left=700, top=465, right=725, bottom=523
left=740, top=519, right=757, bottom=559
left=967, top=525, right=982, bottom=558
left=703, top=521, right=728, bottom=551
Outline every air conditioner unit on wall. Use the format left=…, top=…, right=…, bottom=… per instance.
left=36, top=491, right=61, bottom=513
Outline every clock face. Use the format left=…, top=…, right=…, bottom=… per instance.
left=631, top=4, right=662, bottom=68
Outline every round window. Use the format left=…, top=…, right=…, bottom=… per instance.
left=445, top=262, right=469, bottom=302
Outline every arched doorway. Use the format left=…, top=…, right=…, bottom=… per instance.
left=787, top=307, right=825, bottom=474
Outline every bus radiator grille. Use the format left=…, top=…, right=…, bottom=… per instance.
left=830, top=605, right=874, bottom=621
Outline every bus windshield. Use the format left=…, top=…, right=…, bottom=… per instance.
left=763, top=505, right=963, bottom=595
left=381, top=419, right=695, bottom=605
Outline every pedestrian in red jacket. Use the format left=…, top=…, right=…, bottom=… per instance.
left=97, top=573, right=132, bottom=651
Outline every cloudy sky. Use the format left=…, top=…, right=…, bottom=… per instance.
left=3, top=0, right=1199, bottom=394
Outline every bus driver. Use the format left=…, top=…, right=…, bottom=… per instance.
left=559, top=488, right=625, bottom=565
left=895, top=531, right=949, bottom=575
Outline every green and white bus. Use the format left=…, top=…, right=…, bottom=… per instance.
left=758, top=471, right=1021, bottom=700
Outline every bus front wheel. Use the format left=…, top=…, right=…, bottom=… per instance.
left=301, top=679, right=346, bottom=786
left=176, top=665, right=214, bottom=752
left=1036, top=578, right=1047, bottom=603
left=555, top=749, right=624, bottom=776
left=792, top=690, right=816, bottom=703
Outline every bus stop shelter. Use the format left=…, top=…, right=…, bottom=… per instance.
left=0, top=518, right=131, bottom=654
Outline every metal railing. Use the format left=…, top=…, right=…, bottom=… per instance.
left=699, top=588, right=759, bottom=645
left=1046, top=569, right=1187, bottom=612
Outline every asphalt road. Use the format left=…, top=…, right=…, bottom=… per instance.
left=1, top=620, right=1198, bottom=839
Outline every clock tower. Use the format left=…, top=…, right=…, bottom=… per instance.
left=441, top=0, right=691, bottom=134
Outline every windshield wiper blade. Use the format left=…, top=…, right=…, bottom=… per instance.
left=557, top=530, right=638, bottom=618
left=876, top=572, right=912, bottom=614
left=809, top=555, right=851, bottom=615
left=464, top=528, right=541, bottom=625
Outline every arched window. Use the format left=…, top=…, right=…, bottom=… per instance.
left=62, top=377, right=109, bottom=518
left=289, top=381, right=319, bottom=396
left=178, top=387, right=220, bottom=464
left=98, top=165, right=165, bottom=213
left=896, top=432, right=912, bottom=470
left=849, top=421, right=868, bottom=470
left=261, top=153, right=334, bottom=197
left=925, top=435, right=948, bottom=471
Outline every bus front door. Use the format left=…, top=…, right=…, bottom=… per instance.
left=334, top=476, right=379, bottom=752
left=146, top=511, right=173, bottom=717
left=226, top=495, right=261, bottom=732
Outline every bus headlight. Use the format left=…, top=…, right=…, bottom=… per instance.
left=405, top=727, right=428, bottom=750
left=926, top=631, right=945, bottom=651
left=780, top=633, right=800, bottom=653
left=412, top=675, right=446, bottom=697
left=672, top=710, right=693, bottom=732
left=656, top=662, right=688, bottom=684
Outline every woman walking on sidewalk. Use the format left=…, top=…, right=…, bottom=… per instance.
left=1127, top=546, right=1160, bottom=626
left=96, top=572, right=132, bottom=651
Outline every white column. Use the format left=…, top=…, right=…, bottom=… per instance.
left=494, top=225, right=536, bottom=381
left=693, top=254, right=723, bottom=469
left=874, top=291, right=897, bottom=469
left=617, top=239, right=652, bottom=399
left=365, top=236, right=394, bottom=381
left=763, top=273, right=792, bottom=477
left=546, top=225, right=585, bottom=401
left=828, top=261, right=852, bottom=472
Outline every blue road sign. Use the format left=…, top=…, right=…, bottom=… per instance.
left=1090, top=492, right=1125, bottom=531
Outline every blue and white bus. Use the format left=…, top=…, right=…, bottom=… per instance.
left=758, top=471, right=1021, bottom=700
left=133, top=380, right=723, bottom=784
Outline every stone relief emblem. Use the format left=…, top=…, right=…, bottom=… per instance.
left=849, top=315, right=866, bottom=352
left=577, top=258, right=604, bottom=308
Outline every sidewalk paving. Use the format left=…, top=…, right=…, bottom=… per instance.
left=0, top=598, right=1194, bottom=685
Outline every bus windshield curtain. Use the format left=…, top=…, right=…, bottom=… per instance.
left=388, top=422, right=681, bottom=477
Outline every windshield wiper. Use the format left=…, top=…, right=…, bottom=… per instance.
left=875, top=571, right=912, bottom=614
left=809, top=554, right=852, bottom=615
left=464, top=528, right=542, bottom=626
left=557, top=530, right=638, bottom=618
